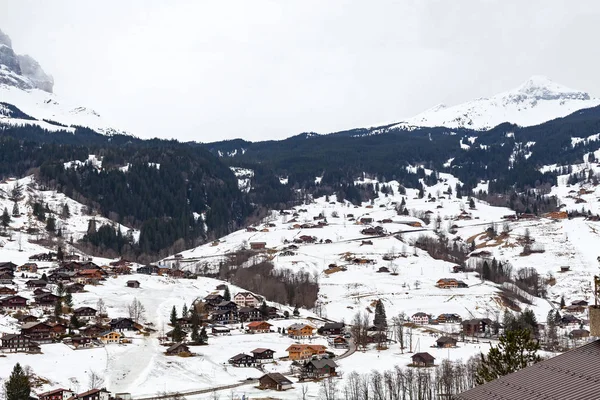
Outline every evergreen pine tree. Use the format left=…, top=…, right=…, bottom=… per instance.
left=170, top=306, right=178, bottom=326
left=545, top=310, right=558, bottom=350
left=373, top=300, right=387, bottom=329
left=41, top=273, right=48, bottom=281
left=260, top=301, right=269, bottom=320
left=469, top=197, right=476, bottom=209
left=182, top=304, right=188, bottom=318
left=476, top=329, right=541, bottom=384
left=11, top=202, right=19, bottom=218
left=172, top=324, right=184, bottom=343
left=190, top=324, right=200, bottom=344
left=560, top=295, right=566, bottom=309
left=4, top=363, right=30, bottom=400
left=223, top=286, right=231, bottom=301
left=54, top=298, right=62, bottom=320
left=70, top=314, right=81, bottom=331
left=46, top=217, right=56, bottom=233
left=293, top=306, right=300, bottom=317
left=1, top=207, right=11, bottom=228
left=61, top=203, right=70, bottom=219
left=64, top=292, right=73, bottom=308
left=200, top=326, right=208, bottom=344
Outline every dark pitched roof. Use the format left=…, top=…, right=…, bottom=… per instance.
left=252, top=348, right=273, bottom=354
left=456, top=339, right=600, bottom=400
left=307, top=359, right=338, bottom=369
left=229, top=353, right=252, bottom=361
left=261, top=372, right=292, bottom=385
left=436, top=336, right=457, bottom=344
left=412, top=352, right=435, bottom=362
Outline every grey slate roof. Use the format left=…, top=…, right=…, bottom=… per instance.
left=456, top=339, right=600, bottom=400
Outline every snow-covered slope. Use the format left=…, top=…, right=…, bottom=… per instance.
left=393, top=76, right=600, bottom=131
left=0, top=28, right=128, bottom=135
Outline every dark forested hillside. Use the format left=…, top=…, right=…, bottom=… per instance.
left=3, top=103, right=600, bottom=260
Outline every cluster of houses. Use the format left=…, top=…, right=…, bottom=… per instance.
left=0, top=258, right=152, bottom=353
left=37, top=388, right=113, bottom=400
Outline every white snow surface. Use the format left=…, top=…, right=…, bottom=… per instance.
left=0, top=83, right=128, bottom=135
left=391, top=76, right=600, bottom=131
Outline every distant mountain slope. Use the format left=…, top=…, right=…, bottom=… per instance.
left=392, top=76, right=600, bottom=130
left=0, top=28, right=127, bottom=135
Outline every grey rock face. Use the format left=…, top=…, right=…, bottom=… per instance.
left=18, top=54, right=54, bottom=93
left=0, top=28, right=53, bottom=93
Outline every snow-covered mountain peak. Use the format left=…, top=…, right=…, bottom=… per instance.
left=0, top=28, right=129, bottom=135
left=509, top=75, right=590, bottom=102
left=392, top=76, right=600, bottom=131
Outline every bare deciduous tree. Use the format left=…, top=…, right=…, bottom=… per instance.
left=88, top=370, right=104, bottom=390
left=128, top=297, right=146, bottom=323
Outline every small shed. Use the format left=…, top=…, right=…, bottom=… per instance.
left=411, top=352, right=435, bottom=367
left=258, top=373, right=293, bottom=391
left=435, top=336, right=457, bottom=348
left=166, top=342, right=190, bottom=356
left=126, top=280, right=141, bottom=288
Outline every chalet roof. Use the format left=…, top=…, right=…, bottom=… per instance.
left=412, top=352, right=435, bottom=362
left=322, top=322, right=345, bottom=330
left=77, top=389, right=107, bottom=398
left=239, top=306, right=260, bottom=313
left=456, top=339, right=600, bottom=400
left=216, top=300, right=237, bottom=307
left=26, top=279, right=48, bottom=285
left=74, top=307, right=97, bottom=313
left=166, top=342, right=189, bottom=353
left=21, top=322, right=50, bottom=330
left=288, top=323, right=312, bottom=331
left=1, top=333, right=21, bottom=341
left=261, top=372, right=292, bottom=386
left=252, top=348, right=273, bottom=354
left=229, top=353, right=252, bottom=361
left=99, top=330, right=122, bottom=337
left=306, top=358, right=338, bottom=369
left=247, top=321, right=272, bottom=328
left=436, top=336, right=457, bottom=344
left=127, top=280, right=140, bottom=284
left=412, top=312, right=429, bottom=318
left=38, top=388, right=71, bottom=397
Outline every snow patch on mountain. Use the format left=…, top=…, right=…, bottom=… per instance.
left=230, top=167, right=254, bottom=192
left=392, top=76, right=600, bottom=131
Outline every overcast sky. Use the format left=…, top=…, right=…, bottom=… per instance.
left=1, top=0, right=599, bottom=142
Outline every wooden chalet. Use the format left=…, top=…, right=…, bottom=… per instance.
left=16, top=314, right=38, bottom=324
left=330, top=336, right=349, bottom=348
left=436, top=278, right=468, bottom=288
left=137, top=265, right=159, bottom=275
left=110, top=318, right=136, bottom=331
left=66, top=283, right=85, bottom=293
left=462, top=318, right=492, bottom=336
left=126, top=280, right=140, bottom=288
left=436, top=336, right=458, bottom=348
left=250, top=242, right=266, bottom=250
left=34, top=293, right=61, bottom=308
left=38, top=388, right=76, bottom=400
left=74, top=307, right=97, bottom=321
left=0, top=286, right=17, bottom=295
left=258, top=373, right=293, bottom=391
left=21, top=322, right=53, bottom=343
left=0, top=333, right=40, bottom=352
left=412, top=352, right=435, bottom=367
left=318, top=322, right=345, bottom=336
left=286, top=344, right=327, bottom=360
left=67, top=335, right=93, bottom=349
left=300, top=358, right=338, bottom=380
left=251, top=348, right=275, bottom=363
left=204, top=293, right=225, bottom=306
left=287, top=323, right=314, bottom=339
left=26, top=279, right=48, bottom=288
left=0, top=295, right=27, bottom=310
left=246, top=321, right=272, bottom=333
left=569, top=329, right=590, bottom=340
left=99, top=331, right=122, bottom=344
left=238, top=306, right=261, bottom=322
left=18, top=263, right=38, bottom=272
left=166, top=342, right=190, bottom=355
left=76, top=388, right=110, bottom=400
left=436, top=313, right=462, bottom=323
left=228, top=353, right=255, bottom=367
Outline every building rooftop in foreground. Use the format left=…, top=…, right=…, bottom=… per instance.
left=456, top=339, right=600, bottom=400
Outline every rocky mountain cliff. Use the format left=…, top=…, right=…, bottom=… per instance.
left=0, top=29, right=53, bottom=93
